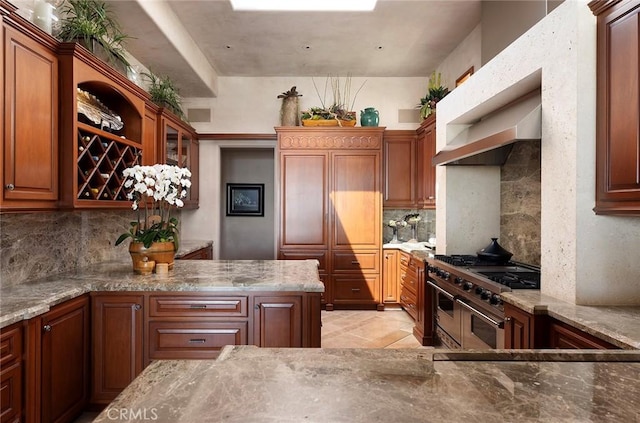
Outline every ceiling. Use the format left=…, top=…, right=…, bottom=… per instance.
left=107, top=0, right=482, bottom=97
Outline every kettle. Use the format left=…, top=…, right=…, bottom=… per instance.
left=360, top=107, right=379, bottom=127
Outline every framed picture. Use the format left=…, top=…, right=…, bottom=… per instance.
left=226, top=183, right=264, bottom=216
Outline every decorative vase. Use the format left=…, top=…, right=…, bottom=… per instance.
left=129, top=241, right=176, bottom=274
left=280, top=96, right=299, bottom=126
left=360, top=107, right=379, bottom=127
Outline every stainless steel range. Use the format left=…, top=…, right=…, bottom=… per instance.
left=426, top=254, right=540, bottom=350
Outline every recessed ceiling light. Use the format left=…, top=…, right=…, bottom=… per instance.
left=230, top=0, right=377, bottom=12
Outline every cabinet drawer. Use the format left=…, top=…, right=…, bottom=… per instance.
left=333, top=275, right=380, bottom=304
left=399, top=288, right=417, bottom=320
left=0, top=324, right=22, bottom=367
left=148, top=321, right=248, bottom=359
left=0, top=361, right=21, bottom=423
left=279, top=250, right=328, bottom=273
left=333, top=251, right=379, bottom=273
left=149, top=296, right=248, bottom=317
left=399, top=268, right=417, bottom=295
left=399, top=252, right=420, bottom=272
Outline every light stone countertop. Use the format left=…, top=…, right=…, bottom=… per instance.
left=0, top=259, right=323, bottom=329
left=383, top=241, right=435, bottom=254
left=501, top=291, right=640, bottom=350
left=93, top=345, right=640, bottom=423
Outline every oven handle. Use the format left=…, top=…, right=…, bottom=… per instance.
left=455, top=299, right=504, bottom=329
left=426, top=280, right=456, bottom=301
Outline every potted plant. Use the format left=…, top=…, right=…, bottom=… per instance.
left=143, top=71, right=186, bottom=121
left=115, top=164, right=192, bottom=273
left=58, top=0, right=131, bottom=73
left=301, top=75, right=366, bottom=127
left=419, top=71, right=449, bottom=119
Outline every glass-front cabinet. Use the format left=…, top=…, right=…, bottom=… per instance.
left=159, top=109, right=199, bottom=208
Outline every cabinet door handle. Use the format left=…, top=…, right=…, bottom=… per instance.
left=351, top=260, right=360, bottom=265
left=5, top=183, right=15, bottom=191
left=133, top=304, right=142, bottom=311
left=43, top=324, right=52, bottom=332
left=351, top=288, right=361, bottom=292
left=255, top=304, right=261, bottom=309
left=189, top=339, right=206, bottom=344
left=190, top=305, right=207, bottom=309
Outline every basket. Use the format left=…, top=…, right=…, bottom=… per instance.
left=301, top=119, right=339, bottom=127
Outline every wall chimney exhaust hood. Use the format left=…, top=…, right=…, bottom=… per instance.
left=433, top=91, right=541, bottom=166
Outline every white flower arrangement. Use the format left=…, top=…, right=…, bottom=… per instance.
left=116, top=164, right=192, bottom=249
left=388, top=219, right=408, bottom=228
left=403, top=213, right=421, bottom=225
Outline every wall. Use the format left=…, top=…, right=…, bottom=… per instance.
left=435, top=1, right=640, bottom=305
left=435, top=24, right=482, bottom=92
left=219, top=148, right=275, bottom=260
left=0, top=211, right=134, bottom=286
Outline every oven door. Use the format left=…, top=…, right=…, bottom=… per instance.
left=427, top=280, right=461, bottom=344
left=457, top=299, right=504, bottom=349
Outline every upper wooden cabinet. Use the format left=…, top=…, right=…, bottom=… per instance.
left=382, top=115, right=436, bottom=209
left=416, top=114, right=437, bottom=209
left=158, top=108, right=199, bottom=208
left=590, top=0, right=640, bottom=215
left=383, top=130, right=416, bottom=208
left=58, top=43, right=148, bottom=209
left=1, top=17, right=59, bottom=211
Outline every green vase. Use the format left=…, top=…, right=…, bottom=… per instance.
left=360, top=107, right=379, bottom=127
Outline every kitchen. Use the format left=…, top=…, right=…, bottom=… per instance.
left=2, top=0, right=640, bottom=422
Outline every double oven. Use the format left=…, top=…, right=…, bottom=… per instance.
left=426, top=255, right=540, bottom=350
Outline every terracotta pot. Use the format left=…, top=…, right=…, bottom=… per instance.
left=129, top=241, right=176, bottom=274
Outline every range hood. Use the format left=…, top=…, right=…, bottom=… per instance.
left=432, top=92, right=541, bottom=166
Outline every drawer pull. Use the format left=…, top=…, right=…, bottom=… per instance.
left=351, top=288, right=361, bottom=292
left=43, top=324, right=52, bottom=332
left=189, top=305, right=207, bottom=309
left=189, top=339, right=206, bottom=344
left=351, top=260, right=360, bottom=265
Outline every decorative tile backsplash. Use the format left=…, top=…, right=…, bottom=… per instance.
left=382, top=209, right=436, bottom=244
left=0, top=210, right=179, bottom=286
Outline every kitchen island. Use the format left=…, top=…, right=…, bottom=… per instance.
left=94, top=346, right=640, bottom=422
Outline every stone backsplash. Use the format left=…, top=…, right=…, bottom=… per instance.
left=382, top=209, right=436, bottom=244
left=0, top=210, right=179, bottom=286
left=500, top=141, right=541, bottom=266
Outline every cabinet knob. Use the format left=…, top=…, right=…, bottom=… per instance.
left=133, top=304, right=141, bottom=311
left=43, top=324, right=52, bottom=332
left=255, top=304, right=261, bottom=309
left=5, top=183, right=15, bottom=191
left=504, top=316, right=512, bottom=322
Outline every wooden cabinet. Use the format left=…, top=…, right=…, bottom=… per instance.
left=253, top=295, right=302, bottom=347
left=90, top=293, right=144, bottom=407
left=277, top=127, right=384, bottom=310
left=547, top=319, right=619, bottom=349
left=416, top=114, right=437, bottom=209
left=1, top=20, right=58, bottom=211
left=383, top=131, right=416, bottom=208
left=159, top=109, right=199, bottom=208
left=58, top=43, right=147, bottom=209
left=590, top=0, right=640, bottom=214
left=177, top=244, right=213, bottom=260
left=413, top=262, right=434, bottom=345
left=382, top=249, right=399, bottom=305
left=39, top=296, right=89, bottom=423
left=504, top=303, right=536, bottom=349
left=398, top=251, right=418, bottom=320
left=1, top=322, right=22, bottom=423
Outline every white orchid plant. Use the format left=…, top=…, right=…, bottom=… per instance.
left=115, top=164, right=192, bottom=249
left=387, top=219, right=408, bottom=228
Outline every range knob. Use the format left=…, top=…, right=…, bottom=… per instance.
left=475, top=286, right=483, bottom=295
left=441, top=271, right=450, bottom=280
left=454, top=277, right=464, bottom=285
left=490, top=294, right=502, bottom=306
left=480, top=290, right=491, bottom=300
left=463, top=282, right=473, bottom=291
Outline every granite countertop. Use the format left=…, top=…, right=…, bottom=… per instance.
left=174, top=239, right=213, bottom=258
left=94, top=346, right=640, bottom=423
left=501, top=291, right=640, bottom=350
left=383, top=241, right=435, bottom=254
left=0, top=259, right=323, bottom=329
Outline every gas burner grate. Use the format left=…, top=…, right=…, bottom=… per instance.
left=434, top=255, right=513, bottom=267
left=478, top=271, right=541, bottom=289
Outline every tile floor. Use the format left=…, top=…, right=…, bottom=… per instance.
left=73, top=309, right=427, bottom=422
left=321, top=309, right=432, bottom=349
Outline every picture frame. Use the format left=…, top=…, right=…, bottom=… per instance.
left=226, top=183, right=264, bottom=216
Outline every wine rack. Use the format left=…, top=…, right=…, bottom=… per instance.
left=76, top=123, right=141, bottom=201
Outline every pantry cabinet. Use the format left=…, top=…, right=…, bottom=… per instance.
left=1, top=18, right=58, bottom=211
left=590, top=0, right=640, bottom=215
left=277, top=127, right=384, bottom=310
